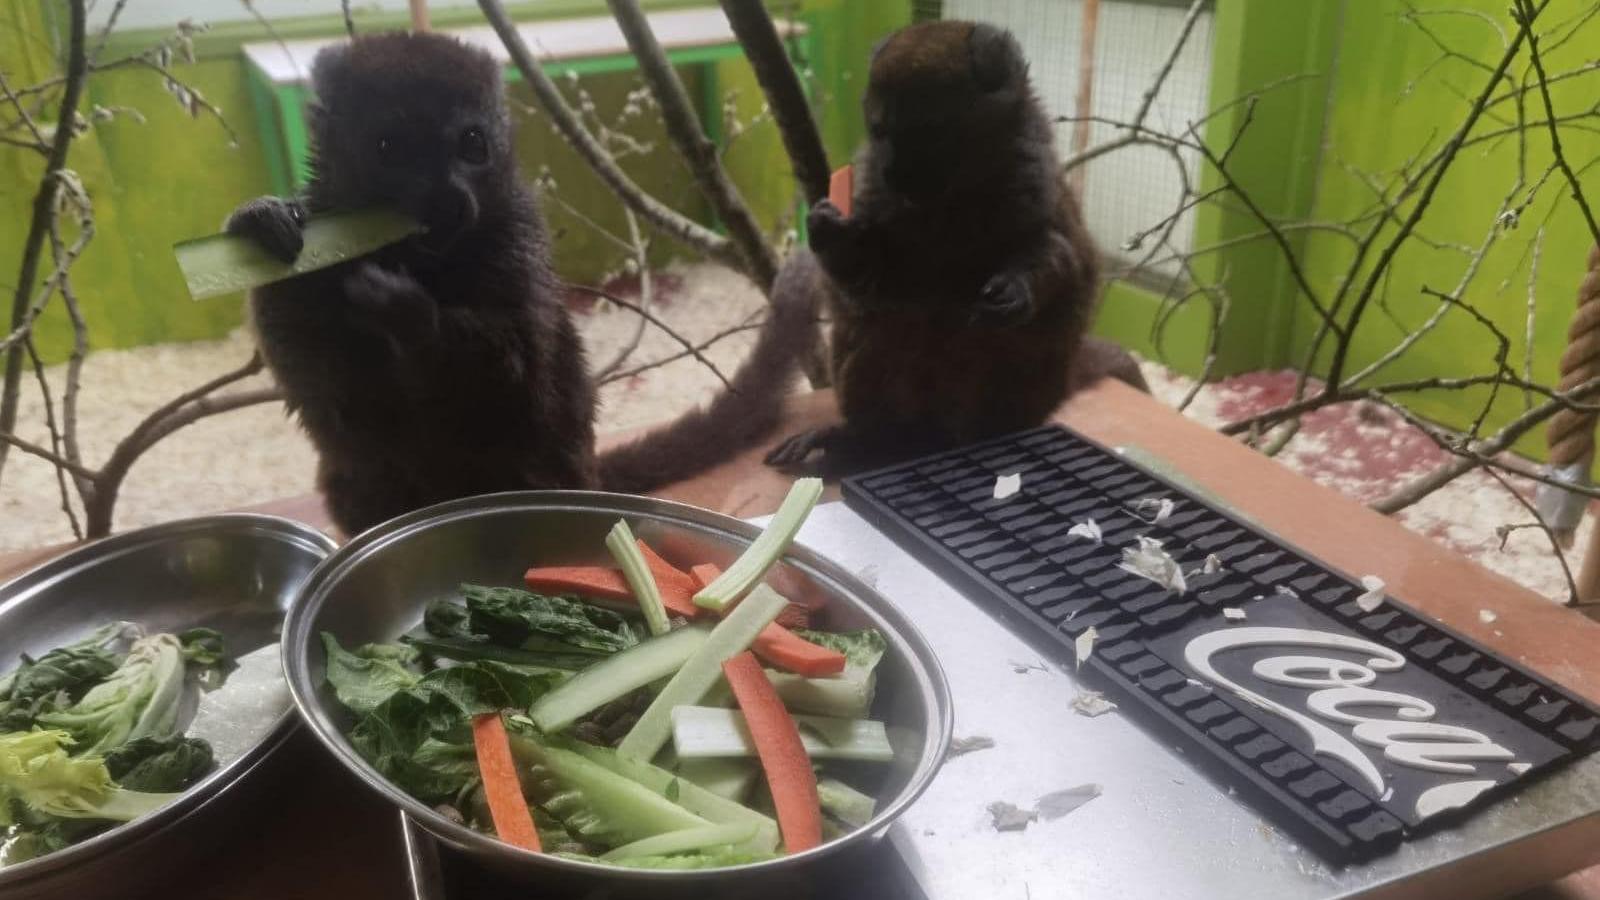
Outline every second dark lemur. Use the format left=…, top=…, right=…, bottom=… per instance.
left=228, top=33, right=819, bottom=535
left=767, top=21, right=1144, bottom=474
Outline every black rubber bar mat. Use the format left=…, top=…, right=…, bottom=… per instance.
left=841, top=424, right=1600, bottom=862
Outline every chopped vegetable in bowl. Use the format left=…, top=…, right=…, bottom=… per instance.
left=0, top=624, right=236, bottom=867
left=322, top=479, right=899, bottom=870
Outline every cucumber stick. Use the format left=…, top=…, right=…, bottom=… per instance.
left=816, top=776, right=877, bottom=827
left=606, top=520, right=670, bottom=637
left=529, top=625, right=709, bottom=732
left=671, top=706, right=894, bottom=762
left=174, top=208, right=421, bottom=300
left=677, top=758, right=759, bottom=803
left=570, top=742, right=779, bottom=852
left=707, top=667, right=877, bottom=720
left=602, top=823, right=758, bottom=861
left=693, top=478, right=823, bottom=613
left=507, top=736, right=708, bottom=842
left=767, top=669, right=877, bottom=720
left=618, top=584, right=790, bottom=762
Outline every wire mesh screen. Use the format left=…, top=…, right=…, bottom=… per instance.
left=943, top=0, right=1215, bottom=278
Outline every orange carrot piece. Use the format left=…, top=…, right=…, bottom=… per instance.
left=689, top=564, right=839, bottom=675
left=689, top=563, right=723, bottom=593
left=634, top=540, right=701, bottom=619
left=471, top=714, right=541, bottom=852
left=829, top=165, right=854, bottom=218
left=722, top=652, right=822, bottom=853
left=525, top=564, right=697, bottom=618
left=753, top=624, right=847, bottom=677
left=524, top=566, right=632, bottom=600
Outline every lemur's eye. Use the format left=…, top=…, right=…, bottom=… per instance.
left=458, top=126, right=488, bottom=164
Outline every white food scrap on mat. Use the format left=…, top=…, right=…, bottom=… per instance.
left=1036, top=784, right=1103, bottom=821
left=949, top=735, right=997, bottom=758
left=1075, top=626, right=1098, bottom=670
left=1132, top=497, right=1175, bottom=525
left=1223, top=607, right=1246, bottom=621
left=1479, top=609, right=1498, bottom=624
left=988, top=801, right=1038, bottom=832
left=993, top=472, right=1022, bottom=500
left=1202, top=554, right=1224, bottom=575
left=1067, top=519, right=1103, bottom=544
left=1356, top=575, right=1386, bottom=612
left=1072, top=690, right=1117, bottom=717
left=1274, top=585, right=1299, bottom=599
left=1119, top=536, right=1187, bottom=594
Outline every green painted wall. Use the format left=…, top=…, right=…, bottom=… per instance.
left=1292, top=0, right=1600, bottom=460
left=3, top=0, right=909, bottom=362
left=1088, top=0, right=1344, bottom=377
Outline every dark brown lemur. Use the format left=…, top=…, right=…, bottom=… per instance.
left=226, top=33, right=820, bottom=535
left=766, top=21, right=1145, bottom=477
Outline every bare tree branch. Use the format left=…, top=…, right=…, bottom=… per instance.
left=718, top=0, right=831, bottom=207
left=477, top=0, right=735, bottom=261
left=0, top=0, right=87, bottom=482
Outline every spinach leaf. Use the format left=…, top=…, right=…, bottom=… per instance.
left=322, top=633, right=421, bottom=716
left=0, top=644, right=122, bottom=733
left=104, top=736, right=215, bottom=792
left=344, top=660, right=562, bottom=803
left=460, top=585, right=635, bottom=654
left=424, top=601, right=482, bottom=643
left=792, top=629, right=887, bottom=673
left=402, top=629, right=596, bottom=672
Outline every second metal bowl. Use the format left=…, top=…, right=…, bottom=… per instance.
left=282, top=491, right=951, bottom=895
left=0, top=514, right=337, bottom=900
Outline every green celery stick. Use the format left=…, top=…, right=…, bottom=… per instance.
left=173, top=208, right=421, bottom=300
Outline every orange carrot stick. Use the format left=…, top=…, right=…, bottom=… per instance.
left=751, top=624, right=846, bottom=677
left=471, top=714, right=541, bottom=852
left=524, top=566, right=632, bottom=600
left=722, top=652, right=822, bottom=853
left=689, top=564, right=839, bottom=673
left=634, top=540, right=702, bottom=618
left=525, top=564, right=698, bottom=619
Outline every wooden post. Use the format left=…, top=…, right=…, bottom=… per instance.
left=1069, top=0, right=1101, bottom=194
left=409, top=0, right=431, bottom=32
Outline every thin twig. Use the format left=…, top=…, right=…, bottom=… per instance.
left=23, top=338, right=83, bottom=539
left=1482, top=466, right=1578, bottom=603
left=601, top=320, right=764, bottom=385
left=0, top=0, right=87, bottom=481
left=83, top=386, right=282, bottom=537
left=567, top=284, right=733, bottom=391
left=477, top=0, right=734, bottom=261
left=1323, top=5, right=1537, bottom=387
left=1517, top=0, right=1600, bottom=247
left=593, top=209, right=654, bottom=381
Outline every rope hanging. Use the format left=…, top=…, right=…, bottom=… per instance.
left=1538, top=244, right=1600, bottom=546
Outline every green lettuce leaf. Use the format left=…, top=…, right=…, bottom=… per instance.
left=0, top=623, right=130, bottom=733
left=36, top=634, right=188, bottom=756
left=103, top=736, right=214, bottom=793
left=0, top=729, right=178, bottom=826
left=336, top=649, right=563, bottom=804
left=322, top=633, right=421, bottom=716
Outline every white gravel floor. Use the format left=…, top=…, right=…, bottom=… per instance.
left=0, top=262, right=1587, bottom=609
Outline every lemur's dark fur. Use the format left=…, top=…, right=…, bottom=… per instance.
left=767, top=21, right=1144, bottom=475
left=228, top=33, right=818, bottom=534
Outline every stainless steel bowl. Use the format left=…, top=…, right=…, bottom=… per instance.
left=0, top=514, right=338, bottom=900
left=282, top=491, right=952, bottom=895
